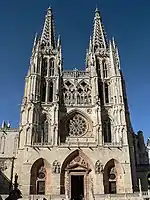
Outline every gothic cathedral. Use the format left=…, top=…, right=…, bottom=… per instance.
left=0, top=7, right=149, bottom=200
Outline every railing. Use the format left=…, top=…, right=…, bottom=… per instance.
left=63, top=70, right=89, bottom=78
left=32, top=142, right=52, bottom=147
left=103, top=142, right=123, bottom=148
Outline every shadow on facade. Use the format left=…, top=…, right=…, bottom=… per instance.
left=0, top=171, right=10, bottom=194
left=5, top=174, right=22, bottom=200
left=59, top=77, right=68, bottom=144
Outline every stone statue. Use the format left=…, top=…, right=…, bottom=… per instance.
left=53, top=160, right=60, bottom=174
left=95, top=160, right=103, bottom=174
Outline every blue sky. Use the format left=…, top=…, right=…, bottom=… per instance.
left=0, top=0, right=149, bottom=140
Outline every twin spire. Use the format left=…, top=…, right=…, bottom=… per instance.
left=91, top=8, right=108, bottom=52
left=41, top=7, right=56, bottom=49
left=39, top=7, right=107, bottom=52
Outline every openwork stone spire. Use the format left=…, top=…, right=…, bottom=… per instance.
left=92, top=7, right=107, bottom=51
left=41, top=7, right=56, bottom=49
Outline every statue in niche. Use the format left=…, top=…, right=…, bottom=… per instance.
left=77, top=93, right=80, bottom=104
left=71, top=91, right=75, bottom=104
left=68, top=92, right=71, bottom=105
left=84, top=95, right=88, bottom=104
left=95, top=160, right=103, bottom=174
left=52, top=160, right=60, bottom=174
left=80, top=94, right=84, bottom=104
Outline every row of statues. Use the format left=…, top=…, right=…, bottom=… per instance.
left=64, top=92, right=92, bottom=105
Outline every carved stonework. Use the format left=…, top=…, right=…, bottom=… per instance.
left=95, top=160, right=103, bottom=174
left=0, top=159, right=10, bottom=171
left=67, top=114, right=87, bottom=137
left=52, top=160, right=60, bottom=174
left=67, top=156, right=88, bottom=169
left=87, top=109, right=92, bottom=114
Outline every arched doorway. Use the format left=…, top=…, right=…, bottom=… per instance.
left=30, top=158, right=51, bottom=194
left=103, top=159, right=123, bottom=194
left=60, top=150, right=92, bottom=200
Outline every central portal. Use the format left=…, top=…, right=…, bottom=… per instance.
left=71, top=175, right=84, bottom=200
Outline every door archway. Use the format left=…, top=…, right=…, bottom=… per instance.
left=60, top=150, right=92, bottom=200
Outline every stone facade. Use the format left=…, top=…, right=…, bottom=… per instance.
left=0, top=7, right=150, bottom=200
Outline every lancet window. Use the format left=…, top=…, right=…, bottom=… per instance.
left=41, top=78, right=46, bottom=102
left=103, top=118, right=112, bottom=143
left=104, top=83, right=109, bottom=103
left=41, top=114, right=48, bottom=143
left=48, top=81, right=53, bottom=102
left=49, top=59, right=54, bottom=76
left=42, top=57, right=48, bottom=77
left=96, top=58, right=101, bottom=77
left=102, top=60, right=108, bottom=78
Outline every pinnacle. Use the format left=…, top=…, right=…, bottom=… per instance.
left=94, top=7, right=101, bottom=19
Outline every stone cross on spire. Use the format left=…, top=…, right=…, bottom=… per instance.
left=92, top=7, right=107, bottom=51
left=40, top=7, right=56, bottom=49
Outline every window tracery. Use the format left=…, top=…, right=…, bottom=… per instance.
left=102, top=60, right=108, bottom=78
left=66, top=114, right=87, bottom=136
left=104, top=82, right=109, bottom=103
left=49, top=59, right=54, bottom=76
left=109, top=167, right=117, bottom=194
left=33, top=113, right=49, bottom=144
left=103, top=118, right=112, bottom=143
left=41, top=78, right=46, bottom=102
left=42, top=58, right=47, bottom=77
left=48, top=81, right=53, bottom=102
left=36, top=165, right=46, bottom=194
left=63, top=80, right=91, bottom=105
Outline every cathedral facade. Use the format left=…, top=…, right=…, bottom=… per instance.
left=0, top=7, right=149, bottom=200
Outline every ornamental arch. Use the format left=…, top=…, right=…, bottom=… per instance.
left=30, top=158, right=51, bottom=195
left=60, top=109, right=93, bottom=143
left=103, top=159, right=124, bottom=194
left=60, top=149, right=93, bottom=200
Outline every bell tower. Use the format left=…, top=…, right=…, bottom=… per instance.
left=86, top=8, right=128, bottom=146
left=19, top=8, right=62, bottom=149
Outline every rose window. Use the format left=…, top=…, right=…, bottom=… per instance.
left=67, top=114, right=87, bottom=136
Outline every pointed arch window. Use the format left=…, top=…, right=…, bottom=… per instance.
left=48, top=81, right=53, bottom=102
left=41, top=78, right=46, bottom=102
left=102, top=60, right=108, bottom=78
left=37, top=57, right=40, bottom=73
left=104, top=83, right=109, bottom=103
left=103, top=118, right=111, bottom=143
left=96, top=58, right=101, bottom=77
left=49, top=59, right=54, bottom=76
left=30, top=160, right=46, bottom=194
left=42, top=58, right=48, bottom=77
left=41, top=114, right=48, bottom=143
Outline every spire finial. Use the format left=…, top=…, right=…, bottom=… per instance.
left=95, top=6, right=99, bottom=13
left=94, top=6, right=101, bottom=19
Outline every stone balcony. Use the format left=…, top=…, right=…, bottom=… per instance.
left=63, top=70, right=89, bottom=78
left=31, top=141, right=123, bottom=149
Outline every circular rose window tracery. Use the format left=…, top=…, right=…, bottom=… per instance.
left=67, top=114, right=87, bottom=136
